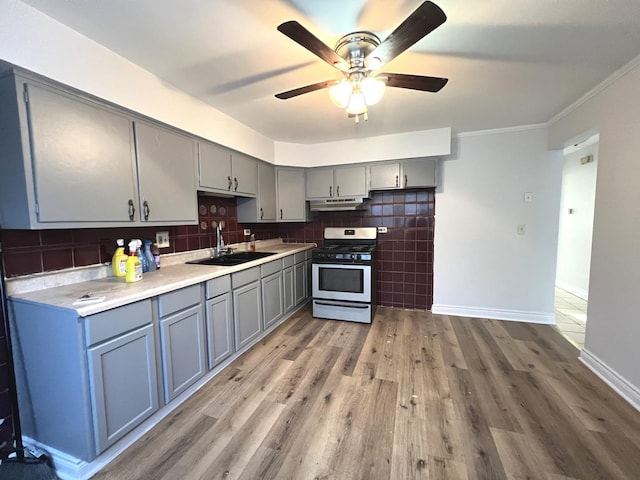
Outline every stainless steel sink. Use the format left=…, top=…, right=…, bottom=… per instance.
left=186, top=251, right=276, bottom=266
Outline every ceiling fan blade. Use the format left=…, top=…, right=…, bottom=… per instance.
left=275, top=79, right=339, bottom=99
left=367, top=1, right=446, bottom=68
left=278, top=21, right=348, bottom=71
left=383, top=73, right=448, bottom=92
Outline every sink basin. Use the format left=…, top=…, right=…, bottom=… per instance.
left=186, top=251, right=276, bottom=266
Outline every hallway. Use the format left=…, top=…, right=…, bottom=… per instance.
left=554, top=287, right=587, bottom=349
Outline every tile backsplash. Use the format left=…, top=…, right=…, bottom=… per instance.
left=1, top=190, right=435, bottom=309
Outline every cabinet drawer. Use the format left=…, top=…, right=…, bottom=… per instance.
left=232, top=266, right=260, bottom=289
left=206, top=275, right=231, bottom=299
left=282, top=255, right=294, bottom=268
left=294, top=252, right=306, bottom=264
left=261, top=259, right=282, bottom=277
left=85, top=299, right=152, bottom=347
left=158, top=284, right=201, bottom=318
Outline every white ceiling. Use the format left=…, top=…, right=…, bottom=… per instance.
left=20, top=0, right=640, bottom=144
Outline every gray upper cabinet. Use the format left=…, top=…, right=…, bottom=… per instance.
left=237, top=161, right=276, bottom=222
left=306, top=165, right=367, bottom=200
left=0, top=71, right=197, bottom=229
left=134, top=121, right=198, bottom=224
left=198, top=141, right=258, bottom=197
left=276, top=167, right=308, bottom=222
left=369, top=158, right=437, bottom=191
left=198, top=141, right=232, bottom=192
left=370, top=162, right=402, bottom=190
left=401, top=157, right=437, bottom=188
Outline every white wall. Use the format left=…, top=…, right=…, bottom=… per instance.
left=555, top=142, right=598, bottom=299
left=550, top=58, right=640, bottom=401
left=274, top=128, right=451, bottom=167
left=432, top=126, right=563, bottom=323
left=0, top=0, right=275, bottom=162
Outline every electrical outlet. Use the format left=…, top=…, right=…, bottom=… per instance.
left=244, top=229, right=251, bottom=236
left=155, top=231, right=170, bottom=248
left=377, top=227, right=388, bottom=233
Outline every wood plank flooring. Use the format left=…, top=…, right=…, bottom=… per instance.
left=93, top=307, right=640, bottom=480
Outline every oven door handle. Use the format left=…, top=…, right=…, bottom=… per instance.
left=314, top=301, right=370, bottom=309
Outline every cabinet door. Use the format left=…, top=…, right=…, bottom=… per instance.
left=258, top=162, right=276, bottom=221
left=135, top=122, right=197, bottom=223
left=335, top=165, right=367, bottom=197
left=232, top=152, right=258, bottom=196
left=159, top=304, right=206, bottom=403
left=25, top=83, right=138, bottom=223
left=277, top=167, right=307, bottom=221
left=199, top=141, right=232, bottom=191
left=205, top=293, right=233, bottom=369
left=306, top=168, right=334, bottom=199
left=402, top=158, right=437, bottom=188
left=283, top=266, right=295, bottom=313
left=370, top=163, right=401, bottom=190
left=262, top=271, right=284, bottom=329
left=294, top=261, right=307, bottom=306
left=233, top=281, right=263, bottom=350
left=87, top=324, right=158, bottom=454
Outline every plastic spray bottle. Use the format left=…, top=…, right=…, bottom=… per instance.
left=143, top=240, right=156, bottom=271
left=125, top=240, right=143, bottom=283
left=111, top=239, right=127, bottom=277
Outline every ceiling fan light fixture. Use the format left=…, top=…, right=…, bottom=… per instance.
left=329, top=80, right=352, bottom=108
left=346, top=89, right=367, bottom=115
left=361, top=77, right=385, bottom=106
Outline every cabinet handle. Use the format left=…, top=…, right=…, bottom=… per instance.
left=404, top=174, right=408, bottom=187
left=234, top=177, right=239, bottom=191
left=336, top=185, right=340, bottom=197
left=280, top=209, right=283, bottom=220
left=143, top=200, right=150, bottom=220
left=128, top=199, right=135, bottom=221
left=329, top=185, right=332, bottom=197
left=396, top=175, right=399, bottom=187
left=260, top=208, right=264, bottom=220
left=227, top=176, right=232, bottom=190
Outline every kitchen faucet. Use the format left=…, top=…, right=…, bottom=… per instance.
left=215, top=221, right=232, bottom=256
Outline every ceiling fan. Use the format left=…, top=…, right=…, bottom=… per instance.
left=275, top=1, right=448, bottom=122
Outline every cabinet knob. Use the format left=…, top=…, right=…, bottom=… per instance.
left=234, top=177, right=239, bottom=191
left=260, top=208, right=264, bottom=220
left=143, top=200, right=150, bottom=221
left=128, top=199, right=135, bottom=221
left=396, top=175, right=399, bottom=187
left=404, top=174, right=408, bottom=187
left=227, top=176, right=232, bottom=190
left=280, top=208, right=283, bottom=220
left=336, top=185, right=340, bottom=197
left=329, top=186, right=332, bottom=197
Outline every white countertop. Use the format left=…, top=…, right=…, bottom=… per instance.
left=9, top=242, right=315, bottom=316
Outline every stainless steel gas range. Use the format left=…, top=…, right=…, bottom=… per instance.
left=311, top=227, right=377, bottom=323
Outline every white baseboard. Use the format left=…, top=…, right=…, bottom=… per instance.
left=555, top=282, right=588, bottom=301
left=431, top=304, right=555, bottom=324
left=579, top=349, right=640, bottom=412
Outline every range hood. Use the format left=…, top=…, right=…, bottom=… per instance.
left=309, top=197, right=366, bottom=211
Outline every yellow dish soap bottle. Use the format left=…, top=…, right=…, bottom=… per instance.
left=125, top=240, right=143, bottom=283
left=111, top=239, right=127, bottom=277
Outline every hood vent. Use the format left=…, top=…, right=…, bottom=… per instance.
left=309, top=197, right=366, bottom=211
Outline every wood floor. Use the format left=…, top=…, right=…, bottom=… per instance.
left=93, top=306, right=640, bottom=480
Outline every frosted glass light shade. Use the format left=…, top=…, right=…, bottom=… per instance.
left=362, top=77, right=385, bottom=105
left=346, top=91, right=367, bottom=115
left=329, top=80, right=352, bottom=108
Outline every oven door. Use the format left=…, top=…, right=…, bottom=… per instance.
left=312, top=262, right=371, bottom=303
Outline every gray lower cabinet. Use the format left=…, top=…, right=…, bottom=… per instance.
left=294, top=252, right=308, bottom=306
left=205, top=276, right=234, bottom=368
left=232, top=267, right=263, bottom=350
left=261, top=260, right=284, bottom=329
left=88, top=323, right=158, bottom=453
left=158, top=285, right=206, bottom=403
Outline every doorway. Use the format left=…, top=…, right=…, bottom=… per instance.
left=554, top=134, right=598, bottom=348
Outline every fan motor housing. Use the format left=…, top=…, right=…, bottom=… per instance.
left=334, top=31, right=380, bottom=69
